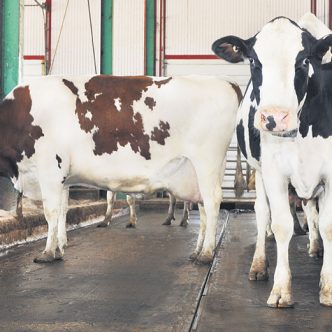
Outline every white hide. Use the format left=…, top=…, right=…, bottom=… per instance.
left=298, top=12, right=332, bottom=63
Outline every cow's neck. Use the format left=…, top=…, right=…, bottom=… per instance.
left=299, top=65, right=332, bottom=138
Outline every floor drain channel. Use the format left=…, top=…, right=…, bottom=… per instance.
left=189, top=211, right=230, bottom=332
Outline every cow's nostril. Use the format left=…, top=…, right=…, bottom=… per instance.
left=261, top=113, right=267, bottom=122
left=282, top=113, right=289, bottom=122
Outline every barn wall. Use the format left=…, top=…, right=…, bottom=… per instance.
left=23, top=0, right=44, bottom=56
left=22, top=0, right=330, bottom=79
left=165, top=0, right=312, bottom=56
left=163, top=0, right=326, bottom=93
left=23, top=0, right=101, bottom=78
left=50, top=0, right=101, bottom=75
left=112, top=0, right=145, bottom=75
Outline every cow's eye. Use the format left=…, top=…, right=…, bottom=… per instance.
left=233, top=45, right=240, bottom=53
left=249, top=58, right=255, bottom=65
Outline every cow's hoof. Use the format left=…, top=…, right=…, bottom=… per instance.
left=249, top=259, right=269, bottom=281
left=320, top=291, right=332, bottom=306
left=33, top=252, right=56, bottom=264
left=162, top=216, right=175, bottom=226
left=55, top=248, right=64, bottom=260
left=97, top=221, right=110, bottom=228
left=249, top=269, right=269, bottom=281
left=267, top=290, right=293, bottom=308
left=126, top=223, right=136, bottom=229
left=179, top=219, right=189, bottom=227
left=189, top=252, right=199, bottom=261
left=196, top=252, right=213, bottom=265
left=319, top=277, right=332, bottom=306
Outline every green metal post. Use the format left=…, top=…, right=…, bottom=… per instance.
left=2, top=0, right=20, bottom=97
left=146, top=0, right=155, bottom=76
left=101, top=0, right=113, bottom=75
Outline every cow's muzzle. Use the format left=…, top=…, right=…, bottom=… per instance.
left=256, top=107, right=295, bottom=133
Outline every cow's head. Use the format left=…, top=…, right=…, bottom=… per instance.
left=212, top=17, right=332, bottom=135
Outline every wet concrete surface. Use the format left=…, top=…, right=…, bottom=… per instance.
left=0, top=209, right=227, bottom=332
left=196, top=211, right=332, bottom=332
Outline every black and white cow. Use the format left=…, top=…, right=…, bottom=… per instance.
left=213, top=16, right=332, bottom=307
left=0, top=75, right=241, bottom=264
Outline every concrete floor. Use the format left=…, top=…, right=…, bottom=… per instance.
left=1, top=209, right=330, bottom=332
left=0, top=209, right=227, bottom=332
left=196, top=211, right=332, bottom=332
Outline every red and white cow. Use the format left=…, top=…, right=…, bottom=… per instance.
left=1, top=75, right=241, bottom=264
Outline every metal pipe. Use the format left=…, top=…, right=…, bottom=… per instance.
left=101, top=0, right=113, bottom=74
left=2, top=0, right=20, bottom=97
left=145, top=0, right=155, bottom=76
left=329, top=0, right=332, bottom=30
left=311, top=0, right=317, bottom=15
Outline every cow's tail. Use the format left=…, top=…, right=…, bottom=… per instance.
left=234, top=145, right=246, bottom=198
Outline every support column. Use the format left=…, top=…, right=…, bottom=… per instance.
left=101, top=0, right=113, bottom=74
left=2, top=0, right=20, bottom=97
left=329, top=0, right=332, bottom=30
left=145, top=0, right=155, bottom=76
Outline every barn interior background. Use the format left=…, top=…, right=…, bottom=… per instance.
left=0, top=0, right=331, bottom=209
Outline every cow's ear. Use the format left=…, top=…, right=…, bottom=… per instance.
left=314, top=34, right=332, bottom=60
left=212, top=36, right=252, bottom=63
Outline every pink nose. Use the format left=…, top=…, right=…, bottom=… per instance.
left=260, top=111, right=289, bottom=131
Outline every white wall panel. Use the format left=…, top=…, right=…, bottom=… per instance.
left=166, top=0, right=312, bottom=55
left=23, top=0, right=45, bottom=56
left=112, top=0, right=145, bottom=75
left=50, top=0, right=101, bottom=75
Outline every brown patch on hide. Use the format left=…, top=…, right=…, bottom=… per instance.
left=63, top=76, right=172, bottom=159
left=144, top=97, right=156, bottom=110
left=63, top=79, right=78, bottom=95
left=0, top=86, right=44, bottom=178
left=151, top=121, right=170, bottom=145
left=154, top=77, right=172, bottom=88
left=230, top=82, right=243, bottom=105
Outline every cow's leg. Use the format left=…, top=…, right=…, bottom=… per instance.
left=97, top=191, right=115, bottom=228
left=162, top=193, right=176, bottom=225
left=126, top=195, right=137, bottom=228
left=249, top=171, right=270, bottom=281
left=302, top=199, right=321, bottom=257
left=318, top=189, right=332, bottom=306
left=16, top=192, right=23, bottom=221
left=264, top=173, right=293, bottom=308
left=289, top=190, right=306, bottom=235
left=34, top=184, right=64, bottom=263
left=56, top=188, right=69, bottom=259
left=179, top=201, right=190, bottom=227
left=266, top=220, right=274, bottom=240
left=196, top=176, right=222, bottom=264
left=190, top=203, right=206, bottom=260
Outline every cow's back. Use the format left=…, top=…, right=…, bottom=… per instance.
left=11, top=75, right=240, bottom=198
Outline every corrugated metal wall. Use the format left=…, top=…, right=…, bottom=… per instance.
left=23, top=0, right=44, bottom=56
left=166, top=0, right=312, bottom=56
left=112, top=0, right=145, bottom=75
left=50, top=0, right=101, bottom=75
left=23, top=0, right=101, bottom=77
